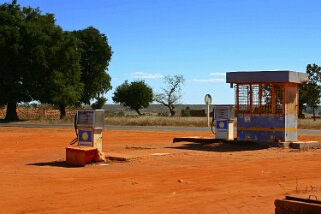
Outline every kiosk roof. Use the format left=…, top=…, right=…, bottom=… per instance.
left=226, top=70, right=308, bottom=84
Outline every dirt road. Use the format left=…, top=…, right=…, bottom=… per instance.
left=0, top=127, right=321, bottom=213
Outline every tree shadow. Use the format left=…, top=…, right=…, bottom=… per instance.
left=27, top=160, right=83, bottom=168
left=0, top=119, right=25, bottom=123
left=169, top=139, right=277, bottom=152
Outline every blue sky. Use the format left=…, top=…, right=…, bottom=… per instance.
left=3, top=0, right=321, bottom=104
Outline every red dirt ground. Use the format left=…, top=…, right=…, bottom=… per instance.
left=1, top=127, right=321, bottom=213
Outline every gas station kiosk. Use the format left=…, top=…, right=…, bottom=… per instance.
left=66, top=109, right=105, bottom=166
left=226, top=70, right=308, bottom=142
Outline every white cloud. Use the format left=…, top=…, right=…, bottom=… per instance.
left=192, top=78, right=225, bottom=83
left=191, top=72, right=226, bottom=83
left=131, top=72, right=164, bottom=79
left=209, top=72, right=226, bottom=76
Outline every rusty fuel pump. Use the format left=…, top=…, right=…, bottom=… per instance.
left=66, top=109, right=105, bottom=166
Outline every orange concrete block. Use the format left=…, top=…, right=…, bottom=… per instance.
left=66, top=146, right=98, bottom=166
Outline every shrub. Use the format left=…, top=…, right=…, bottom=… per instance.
left=158, top=112, right=169, bottom=117
left=181, top=107, right=191, bottom=117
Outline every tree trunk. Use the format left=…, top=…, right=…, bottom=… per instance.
left=298, top=106, right=305, bottom=118
left=5, top=101, right=19, bottom=121
left=59, top=104, right=66, bottom=119
left=313, top=108, right=316, bottom=121
left=169, top=105, right=175, bottom=117
left=135, top=108, right=143, bottom=116
left=298, top=105, right=303, bottom=117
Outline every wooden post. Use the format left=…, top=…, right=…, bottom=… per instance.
left=236, top=84, right=239, bottom=114
left=249, top=84, right=253, bottom=113
left=272, top=84, right=276, bottom=114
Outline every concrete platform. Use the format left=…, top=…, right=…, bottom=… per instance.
left=106, top=152, right=171, bottom=162
left=278, top=142, right=291, bottom=149
left=291, top=141, right=320, bottom=150
left=106, top=152, right=140, bottom=162
left=66, top=146, right=98, bottom=166
left=278, top=141, right=320, bottom=150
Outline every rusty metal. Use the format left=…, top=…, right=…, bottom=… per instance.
left=285, top=195, right=321, bottom=205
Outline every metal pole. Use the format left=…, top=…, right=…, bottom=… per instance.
left=207, top=104, right=210, bottom=127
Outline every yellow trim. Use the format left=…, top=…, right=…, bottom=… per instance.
left=237, top=127, right=297, bottom=132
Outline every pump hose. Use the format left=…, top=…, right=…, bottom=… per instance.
left=210, top=108, right=215, bottom=136
left=210, top=119, right=215, bottom=136
left=70, top=138, right=78, bottom=145
left=69, top=113, right=78, bottom=145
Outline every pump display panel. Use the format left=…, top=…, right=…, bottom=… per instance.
left=77, top=110, right=94, bottom=128
left=76, top=109, right=104, bottom=129
left=77, top=111, right=94, bottom=126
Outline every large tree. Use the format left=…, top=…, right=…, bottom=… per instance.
left=0, top=1, right=58, bottom=120
left=73, top=27, right=112, bottom=107
left=300, top=64, right=321, bottom=120
left=0, top=2, right=113, bottom=120
left=37, top=30, right=84, bottom=119
left=112, top=80, right=153, bottom=115
left=155, top=75, right=185, bottom=116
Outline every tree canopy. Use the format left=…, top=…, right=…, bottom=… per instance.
left=0, top=1, right=58, bottom=120
left=38, top=30, right=84, bottom=119
left=112, top=80, right=153, bottom=115
left=73, top=27, right=112, bottom=106
left=0, top=1, right=112, bottom=120
left=299, top=64, right=321, bottom=120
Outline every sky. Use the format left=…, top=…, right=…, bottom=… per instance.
left=2, top=0, right=321, bottom=104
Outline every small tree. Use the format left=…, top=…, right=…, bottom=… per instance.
left=91, top=96, right=107, bottom=109
left=300, top=64, right=321, bottom=120
left=112, top=80, right=153, bottom=115
left=181, top=106, right=191, bottom=117
left=299, top=83, right=308, bottom=117
left=155, top=75, right=185, bottom=116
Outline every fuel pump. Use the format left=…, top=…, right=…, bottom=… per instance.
left=66, top=109, right=105, bottom=166
left=211, top=105, right=234, bottom=140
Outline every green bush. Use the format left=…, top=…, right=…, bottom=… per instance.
left=181, top=107, right=191, bottom=117
left=158, top=112, right=169, bottom=117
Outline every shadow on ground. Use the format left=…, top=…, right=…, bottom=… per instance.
left=27, top=161, right=82, bottom=168
left=168, top=141, right=275, bottom=152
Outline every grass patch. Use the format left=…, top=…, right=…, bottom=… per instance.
left=105, top=116, right=208, bottom=127
left=298, top=118, right=321, bottom=129
left=104, top=116, right=321, bottom=129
